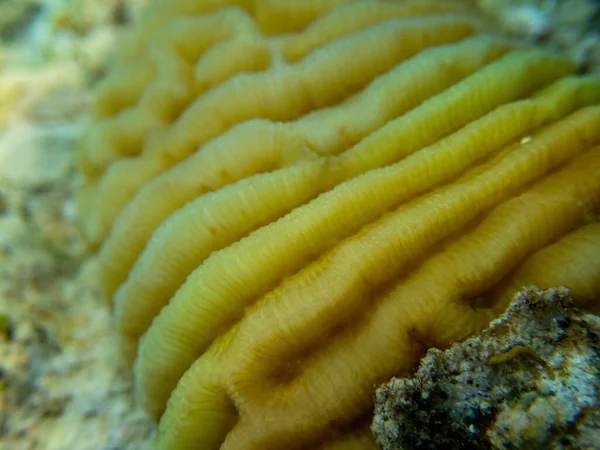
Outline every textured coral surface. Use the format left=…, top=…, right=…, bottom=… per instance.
left=77, top=1, right=600, bottom=449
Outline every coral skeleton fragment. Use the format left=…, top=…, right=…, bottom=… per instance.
left=77, top=0, right=600, bottom=448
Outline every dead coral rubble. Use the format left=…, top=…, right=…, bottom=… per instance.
left=372, top=287, right=600, bottom=450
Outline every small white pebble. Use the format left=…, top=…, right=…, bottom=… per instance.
left=62, top=199, right=76, bottom=221
left=503, top=4, right=551, bottom=40
left=520, top=136, right=533, bottom=144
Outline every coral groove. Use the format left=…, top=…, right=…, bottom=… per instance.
left=77, top=0, right=600, bottom=448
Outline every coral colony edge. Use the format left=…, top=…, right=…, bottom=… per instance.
left=76, top=0, right=600, bottom=449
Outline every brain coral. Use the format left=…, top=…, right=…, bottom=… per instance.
left=77, top=0, right=600, bottom=449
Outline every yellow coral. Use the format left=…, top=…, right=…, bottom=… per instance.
left=78, top=0, right=600, bottom=448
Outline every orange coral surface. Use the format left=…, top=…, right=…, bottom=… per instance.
left=77, top=1, right=600, bottom=448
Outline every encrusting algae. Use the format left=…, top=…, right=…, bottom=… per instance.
left=76, top=0, right=600, bottom=449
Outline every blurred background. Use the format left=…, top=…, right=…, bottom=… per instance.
left=0, top=1, right=598, bottom=449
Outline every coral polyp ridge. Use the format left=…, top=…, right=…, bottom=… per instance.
left=76, top=0, right=600, bottom=449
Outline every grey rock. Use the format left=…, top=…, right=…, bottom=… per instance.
left=372, top=287, right=600, bottom=450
